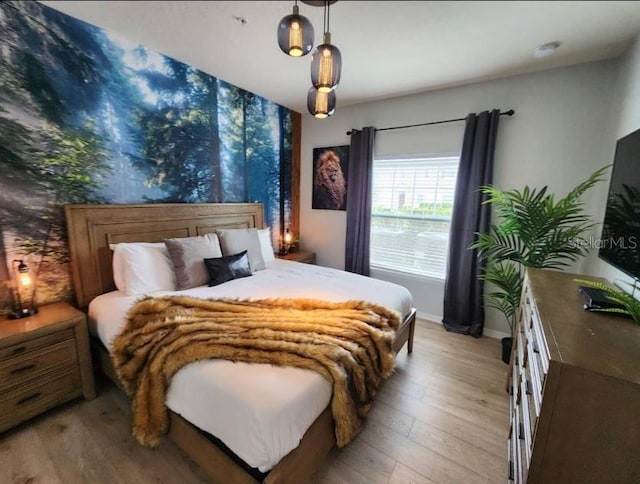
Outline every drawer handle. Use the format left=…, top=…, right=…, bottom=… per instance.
left=12, top=346, right=27, bottom=355
left=17, top=392, right=41, bottom=405
left=519, top=422, right=525, bottom=440
left=526, top=380, right=533, bottom=395
left=11, top=363, right=36, bottom=374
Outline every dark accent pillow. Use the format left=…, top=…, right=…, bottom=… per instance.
left=204, top=250, right=252, bottom=287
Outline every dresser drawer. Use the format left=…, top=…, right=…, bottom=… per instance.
left=511, top=348, right=520, bottom=400
left=523, top=332, right=540, bottom=403
left=0, top=329, right=74, bottom=362
left=0, top=366, right=82, bottom=432
left=508, top=422, right=518, bottom=482
left=516, top=325, right=526, bottom=369
left=512, top=404, right=524, bottom=484
left=0, top=339, right=78, bottom=392
left=522, top=363, right=539, bottom=440
left=529, top=306, right=549, bottom=374
left=519, top=377, right=533, bottom=464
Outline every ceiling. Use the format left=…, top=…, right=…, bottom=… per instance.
left=41, top=1, right=640, bottom=114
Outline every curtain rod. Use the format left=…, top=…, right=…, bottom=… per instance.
left=346, top=109, right=515, bottom=136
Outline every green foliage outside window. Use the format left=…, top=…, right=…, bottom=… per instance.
left=373, top=202, right=454, bottom=217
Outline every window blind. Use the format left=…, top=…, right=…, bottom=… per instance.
left=370, top=156, right=459, bottom=279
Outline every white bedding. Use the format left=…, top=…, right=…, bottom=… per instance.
left=89, top=259, right=412, bottom=472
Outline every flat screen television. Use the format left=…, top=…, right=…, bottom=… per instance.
left=598, top=127, right=640, bottom=281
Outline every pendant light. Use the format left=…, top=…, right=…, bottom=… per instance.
left=310, top=1, right=341, bottom=92
left=277, top=1, right=314, bottom=57
left=307, top=87, right=336, bottom=119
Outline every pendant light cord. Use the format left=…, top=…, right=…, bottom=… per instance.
left=326, top=1, right=330, bottom=33
left=324, top=0, right=329, bottom=34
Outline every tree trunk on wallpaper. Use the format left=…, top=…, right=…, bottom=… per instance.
left=208, top=77, right=223, bottom=203
left=0, top=227, right=12, bottom=312
left=442, top=110, right=500, bottom=337
left=278, top=105, right=290, bottom=243
left=242, top=92, right=250, bottom=201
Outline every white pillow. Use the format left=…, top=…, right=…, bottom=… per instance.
left=258, top=228, right=276, bottom=264
left=216, top=228, right=266, bottom=272
left=111, top=242, right=176, bottom=295
left=110, top=243, right=127, bottom=292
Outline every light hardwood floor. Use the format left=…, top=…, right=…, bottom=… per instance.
left=0, top=319, right=509, bottom=483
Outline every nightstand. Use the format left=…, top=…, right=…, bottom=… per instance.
left=0, top=302, right=95, bottom=432
left=276, top=250, right=316, bottom=264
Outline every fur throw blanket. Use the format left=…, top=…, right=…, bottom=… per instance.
left=112, top=296, right=401, bottom=448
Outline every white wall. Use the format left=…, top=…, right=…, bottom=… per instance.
left=300, top=60, right=619, bottom=335
left=586, top=35, right=640, bottom=289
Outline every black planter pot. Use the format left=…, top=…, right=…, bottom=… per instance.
left=501, top=337, right=513, bottom=364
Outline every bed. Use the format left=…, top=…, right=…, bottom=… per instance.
left=65, top=202, right=416, bottom=484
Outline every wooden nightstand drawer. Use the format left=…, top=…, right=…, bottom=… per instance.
left=0, top=328, right=74, bottom=362
left=0, top=338, right=78, bottom=392
left=0, top=367, right=82, bottom=432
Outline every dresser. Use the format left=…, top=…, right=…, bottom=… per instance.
left=0, top=302, right=95, bottom=432
left=508, top=268, right=640, bottom=483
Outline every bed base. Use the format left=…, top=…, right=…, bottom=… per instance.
left=92, top=308, right=415, bottom=483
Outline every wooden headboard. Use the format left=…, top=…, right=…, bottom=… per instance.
left=65, top=203, right=264, bottom=308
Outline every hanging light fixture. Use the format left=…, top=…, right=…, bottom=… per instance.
left=310, top=1, right=341, bottom=93
left=307, top=87, right=336, bottom=119
left=277, top=1, right=314, bottom=57
left=279, top=1, right=341, bottom=119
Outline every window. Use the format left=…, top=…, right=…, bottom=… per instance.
left=370, top=155, right=459, bottom=279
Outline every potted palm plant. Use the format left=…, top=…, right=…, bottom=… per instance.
left=470, top=166, right=608, bottom=363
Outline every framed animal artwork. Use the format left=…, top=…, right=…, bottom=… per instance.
left=312, top=145, right=349, bottom=211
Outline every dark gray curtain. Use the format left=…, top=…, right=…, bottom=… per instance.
left=345, top=126, right=376, bottom=275
left=443, top=110, right=500, bottom=337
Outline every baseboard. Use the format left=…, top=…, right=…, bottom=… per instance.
left=416, top=311, right=442, bottom=324
left=416, top=311, right=510, bottom=340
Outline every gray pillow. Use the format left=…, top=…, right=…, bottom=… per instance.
left=216, top=228, right=266, bottom=271
left=164, top=233, right=223, bottom=290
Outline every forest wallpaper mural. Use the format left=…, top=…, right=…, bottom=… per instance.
left=0, top=2, right=293, bottom=312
